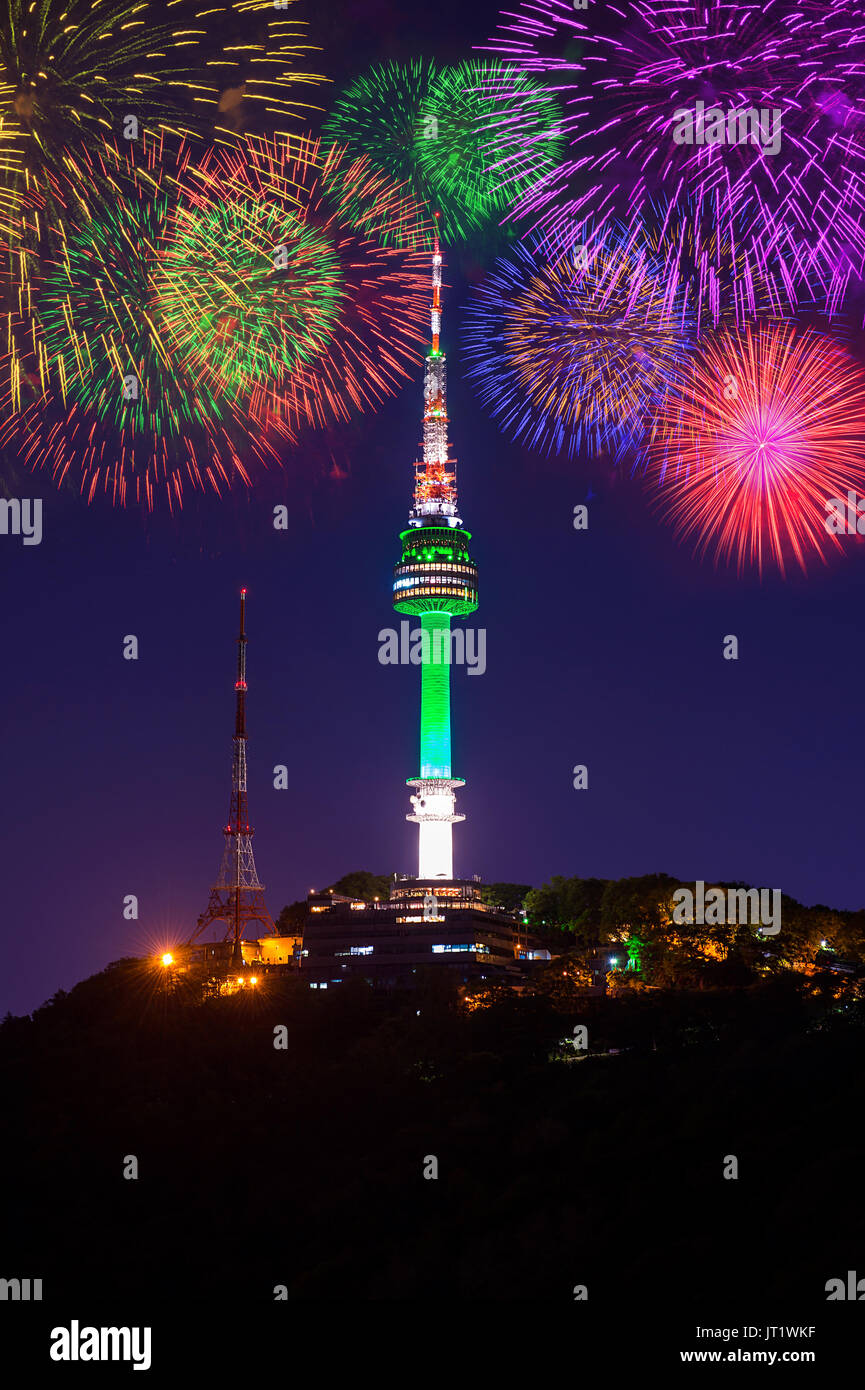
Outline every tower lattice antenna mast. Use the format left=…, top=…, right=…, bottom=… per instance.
left=190, top=589, right=275, bottom=963
left=412, top=215, right=459, bottom=521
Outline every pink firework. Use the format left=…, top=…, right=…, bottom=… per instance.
left=485, top=0, right=865, bottom=315
left=647, top=322, right=865, bottom=575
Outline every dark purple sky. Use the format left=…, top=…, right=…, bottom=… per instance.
left=2, top=0, right=865, bottom=1016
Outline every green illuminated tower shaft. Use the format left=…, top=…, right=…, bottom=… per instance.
left=420, top=611, right=452, bottom=777
left=393, top=226, right=478, bottom=879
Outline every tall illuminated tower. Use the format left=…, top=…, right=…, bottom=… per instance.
left=393, top=222, right=478, bottom=880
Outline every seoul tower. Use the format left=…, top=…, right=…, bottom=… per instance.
left=190, top=589, right=275, bottom=965
left=393, top=221, right=478, bottom=880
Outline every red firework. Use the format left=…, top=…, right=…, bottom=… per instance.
left=648, top=323, right=865, bottom=576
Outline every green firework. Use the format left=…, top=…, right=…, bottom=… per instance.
left=39, top=186, right=223, bottom=436
left=415, top=60, right=565, bottom=237
left=322, top=57, right=563, bottom=242
left=322, top=58, right=438, bottom=193
left=156, top=194, right=344, bottom=401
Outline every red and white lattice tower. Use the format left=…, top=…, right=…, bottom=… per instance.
left=190, top=589, right=275, bottom=964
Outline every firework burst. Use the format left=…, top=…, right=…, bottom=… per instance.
left=463, top=229, right=693, bottom=459
left=414, top=59, right=564, bottom=239
left=155, top=185, right=343, bottom=404
left=0, top=135, right=294, bottom=510
left=322, top=58, right=437, bottom=202
left=322, top=58, right=562, bottom=242
left=0, top=133, right=433, bottom=507
left=227, top=134, right=434, bottom=431
left=647, top=322, right=865, bottom=575
left=0, top=0, right=325, bottom=247
left=485, top=0, right=865, bottom=312
left=0, top=0, right=210, bottom=178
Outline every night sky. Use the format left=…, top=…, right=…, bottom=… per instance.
left=3, top=0, right=865, bottom=1018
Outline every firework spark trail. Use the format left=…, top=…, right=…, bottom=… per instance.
left=636, top=194, right=830, bottom=329
left=223, top=0, right=327, bottom=123
left=463, top=229, right=694, bottom=459
left=647, top=322, right=865, bottom=575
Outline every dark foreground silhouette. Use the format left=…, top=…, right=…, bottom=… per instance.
left=1, top=957, right=863, bottom=1317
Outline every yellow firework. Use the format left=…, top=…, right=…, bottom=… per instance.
left=0, top=0, right=325, bottom=249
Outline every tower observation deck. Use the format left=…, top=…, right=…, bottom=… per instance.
left=393, top=221, right=478, bottom=880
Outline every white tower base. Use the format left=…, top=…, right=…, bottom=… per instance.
left=407, top=777, right=465, bottom=880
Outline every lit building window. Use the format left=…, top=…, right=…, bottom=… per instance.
left=431, top=943, right=490, bottom=954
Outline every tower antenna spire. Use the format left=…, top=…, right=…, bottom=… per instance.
left=410, top=214, right=459, bottom=524
left=432, top=211, right=441, bottom=354
left=189, top=588, right=275, bottom=964
left=235, top=586, right=247, bottom=738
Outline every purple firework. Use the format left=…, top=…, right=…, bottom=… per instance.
left=484, top=0, right=865, bottom=314
left=462, top=226, right=694, bottom=461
